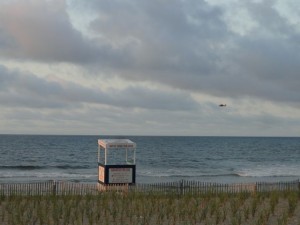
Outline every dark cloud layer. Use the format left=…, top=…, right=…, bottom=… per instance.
left=89, top=0, right=228, bottom=74
left=1, top=0, right=300, bottom=106
left=0, top=65, right=198, bottom=111
left=86, top=0, right=300, bottom=105
left=0, top=0, right=99, bottom=63
left=0, top=0, right=300, bottom=135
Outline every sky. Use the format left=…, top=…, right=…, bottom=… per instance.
left=0, top=0, right=300, bottom=136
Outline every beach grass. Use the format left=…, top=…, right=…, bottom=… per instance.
left=0, top=190, right=299, bottom=225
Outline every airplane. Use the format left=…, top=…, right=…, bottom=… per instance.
left=219, top=104, right=226, bottom=107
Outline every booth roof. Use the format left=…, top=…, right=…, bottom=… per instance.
left=98, top=139, right=136, bottom=149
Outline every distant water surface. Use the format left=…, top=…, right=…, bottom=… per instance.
left=0, top=135, right=299, bottom=183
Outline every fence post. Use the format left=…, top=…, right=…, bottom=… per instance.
left=180, top=180, right=184, bottom=195
left=52, top=180, right=56, bottom=195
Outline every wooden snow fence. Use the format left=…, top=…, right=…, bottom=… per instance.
left=132, top=180, right=257, bottom=195
left=0, top=181, right=98, bottom=196
left=256, top=180, right=300, bottom=192
left=0, top=180, right=299, bottom=196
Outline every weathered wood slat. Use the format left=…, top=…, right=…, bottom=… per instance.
left=0, top=179, right=299, bottom=196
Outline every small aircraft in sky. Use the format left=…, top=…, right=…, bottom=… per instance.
left=219, top=104, right=226, bottom=107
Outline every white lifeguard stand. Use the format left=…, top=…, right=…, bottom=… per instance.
left=97, top=139, right=136, bottom=185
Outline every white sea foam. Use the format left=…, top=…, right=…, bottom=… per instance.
left=0, top=171, right=96, bottom=180
left=236, top=165, right=300, bottom=177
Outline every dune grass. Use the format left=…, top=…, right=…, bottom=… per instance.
left=0, top=190, right=299, bottom=225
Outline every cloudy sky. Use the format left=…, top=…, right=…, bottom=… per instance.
left=0, top=0, right=300, bottom=136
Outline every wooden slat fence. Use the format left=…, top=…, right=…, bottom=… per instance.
left=132, top=180, right=257, bottom=194
left=0, top=179, right=299, bottom=196
left=256, top=180, right=299, bottom=192
left=0, top=181, right=98, bottom=196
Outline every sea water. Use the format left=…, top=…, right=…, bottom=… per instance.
left=0, top=135, right=299, bottom=184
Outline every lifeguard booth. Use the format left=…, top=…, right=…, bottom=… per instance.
left=97, top=139, right=136, bottom=185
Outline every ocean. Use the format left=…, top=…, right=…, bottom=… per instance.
left=0, top=135, right=299, bottom=184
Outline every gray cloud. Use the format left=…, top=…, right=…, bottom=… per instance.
left=0, top=0, right=100, bottom=63
left=2, top=97, right=299, bottom=136
left=82, top=0, right=300, bottom=105
left=2, top=0, right=299, bottom=106
left=0, top=65, right=198, bottom=111
left=88, top=0, right=227, bottom=73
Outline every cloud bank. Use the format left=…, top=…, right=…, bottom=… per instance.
left=0, top=0, right=300, bottom=135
